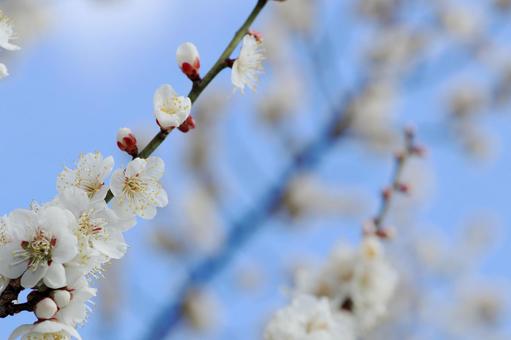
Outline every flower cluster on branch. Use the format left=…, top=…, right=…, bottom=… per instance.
left=0, top=1, right=271, bottom=338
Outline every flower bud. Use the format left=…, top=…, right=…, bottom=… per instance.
left=176, top=42, right=201, bottom=81
left=35, top=297, right=58, bottom=320
left=178, top=115, right=196, bottom=133
left=117, top=127, right=138, bottom=157
left=51, top=290, right=71, bottom=308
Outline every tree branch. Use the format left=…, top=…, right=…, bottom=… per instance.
left=105, top=0, right=269, bottom=203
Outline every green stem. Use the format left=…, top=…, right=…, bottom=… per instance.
left=105, top=0, right=269, bottom=203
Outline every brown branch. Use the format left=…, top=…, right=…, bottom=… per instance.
left=368, top=127, right=425, bottom=237
left=0, top=279, right=53, bottom=318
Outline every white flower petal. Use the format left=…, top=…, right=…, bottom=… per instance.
left=44, top=262, right=66, bottom=288
left=21, top=265, right=47, bottom=288
left=8, top=324, right=32, bottom=340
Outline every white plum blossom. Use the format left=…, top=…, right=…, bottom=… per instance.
left=0, top=11, right=20, bottom=80
left=57, top=152, right=114, bottom=201
left=264, top=294, right=355, bottom=340
left=110, top=157, right=168, bottom=219
left=0, top=11, right=20, bottom=51
left=9, top=320, right=81, bottom=340
left=295, top=237, right=398, bottom=332
left=232, top=34, right=265, bottom=92
left=153, top=84, right=191, bottom=130
left=176, top=42, right=201, bottom=79
left=0, top=63, right=8, bottom=79
left=0, top=206, right=78, bottom=289
left=56, top=187, right=134, bottom=279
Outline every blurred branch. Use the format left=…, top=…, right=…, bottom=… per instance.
left=370, top=128, right=424, bottom=235
left=144, top=86, right=359, bottom=339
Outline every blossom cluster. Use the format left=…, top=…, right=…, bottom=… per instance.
left=0, top=10, right=20, bottom=79
left=0, top=152, right=168, bottom=339
left=264, top=237, right=398, bottom=339
left=0, top=7, right=267, bottom=338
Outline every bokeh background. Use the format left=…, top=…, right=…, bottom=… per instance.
left=1, top=0, right=511, bottom=339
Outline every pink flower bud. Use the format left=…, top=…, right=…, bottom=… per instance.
left=51, top=290, right=71, bottom=308
left=178, top=115, right=196, bottom=133
left=117, top=127, right=138, bottom=157
left=176, top=42, right=201, bottom=81
left=35, top=297, right=58, bottom=320
left=248, top=30, right=263, bottom=43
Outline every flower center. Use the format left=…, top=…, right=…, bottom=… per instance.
left=77, top=178, right=103, bottom=199
left=16, top=230, right=56, bottom=271
left=26, top=332, right=70, bottom=340
left=305, top=317, right=329, bottom=334
left=160, top=98, right=183, bottom=116
left=78, top=211, right=106, bottom=238
left=123, top=176, right=147, bottom=199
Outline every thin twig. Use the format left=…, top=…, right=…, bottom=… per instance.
left=369, top=127, right=424, bottom=237
left=105, top=0, right=269, bottom=203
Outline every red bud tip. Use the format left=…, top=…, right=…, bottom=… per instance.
left=117, top=127, right=139, bottom=157
left=394, top=182, right=410, bottom=193
left=178, top=115, right=196, bottom=133
left=249, top=30, right=263, bottom=43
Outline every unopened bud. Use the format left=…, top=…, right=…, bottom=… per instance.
left=35, top=297, right=58, bottom=320
left=117, top=127, right=138, bottom=157
left=51, top=290, right=71, bottom=308
left=176, top=42, right=201, bottom=81
left=395, top=182, right=410, bottom=193
left=375, top=227, right=395, bottom=239
left=178, top=115, right=196, bottom=133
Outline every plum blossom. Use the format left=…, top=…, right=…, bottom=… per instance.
left=56, top=187, right=134, bottom=279
left=231, top=34, right=265, bottom=92
left=153, top=84, right=191, bottom=130
left=0, top=11, right=20, bottom=51
left=110, top=157, right=168, bottom=219
left=0, top=206, right=78, bottom=289
left=264, top=294, right=355, bottom=340
left=0, top=63, right=8, bottom=78
left=295, top=237, right=398, bottom=332
left=57, top=152, right=114, bottom=201
left=9, top=320, right=81, bottom=340
left=0, top=11, right=20, bottom=80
